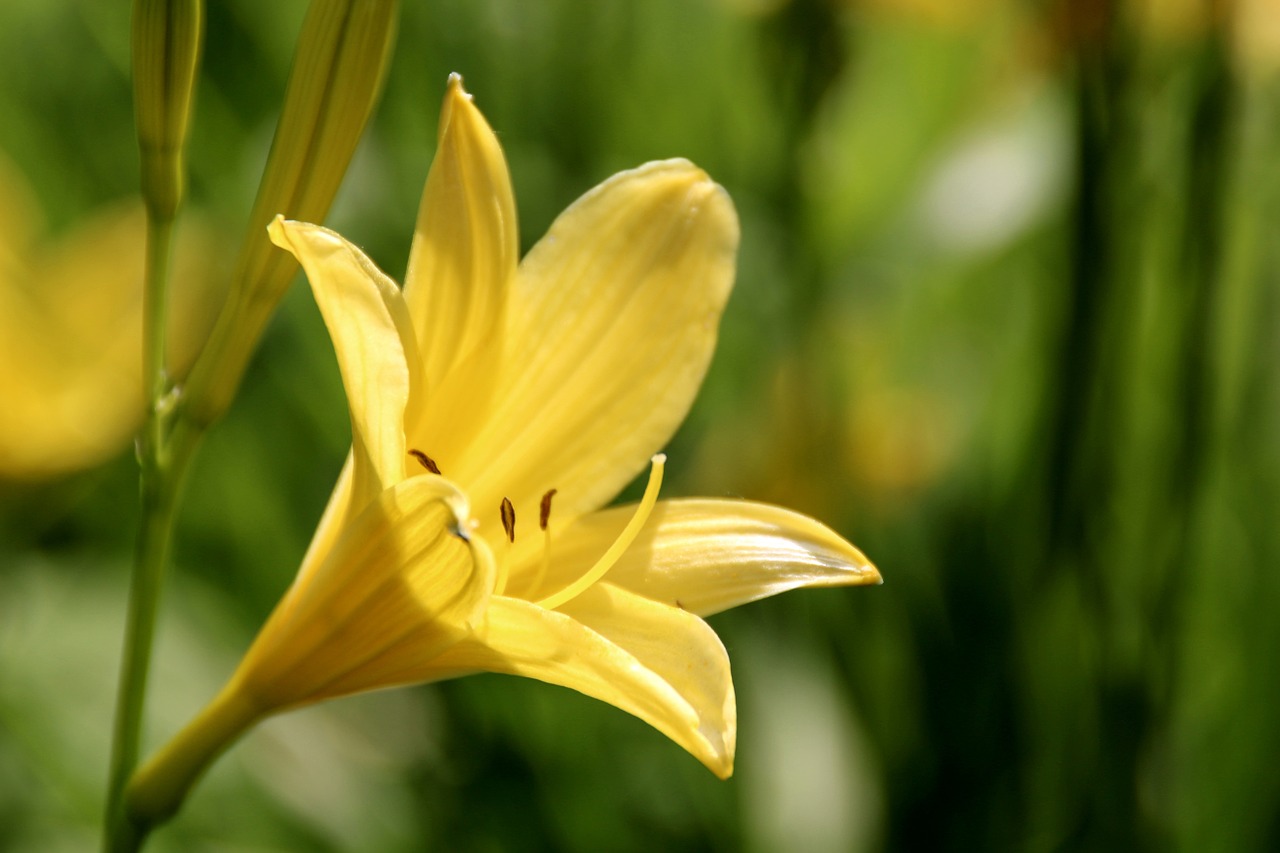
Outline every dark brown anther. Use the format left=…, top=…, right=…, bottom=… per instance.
left=409, top=449, right=441, bottom=475
left=539, top=489, right=558, bottom=531
left=500, top=497, right=516, bottom=543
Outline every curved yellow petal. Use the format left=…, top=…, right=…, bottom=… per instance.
left=421, top=159, right=739, bottom=536
left=427, top=589, right=736, bottom=777
left=505, top=499, right=879, bottom=616
left=237, top=474, right=491, bottom=710
left=559, top=583, right=736, bottom=777
left=269, top=217, right=417, bottom=512
left=402, top=73, right=517, bottom=397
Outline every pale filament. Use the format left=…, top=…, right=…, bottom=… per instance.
left=532, top=525, right=552, bottom=600
left=493, top=549, right=510, bottom=595
left=535, top=454, right=665, bottom=611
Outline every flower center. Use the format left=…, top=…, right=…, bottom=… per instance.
left=406, top=449, right=667, bottom=610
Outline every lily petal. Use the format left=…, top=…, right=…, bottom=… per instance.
left=423, top=159, right=739, bottom=530
left=402, top=73, right=517, bottom=396
left=428, top=587, right=736, bottom=778
left=237, top=473, right=490, bottom=709
left=505, top=499, right=879, bottom=616
left=269, top=217, right=418, bottom=513
left=560, top=583, right=736, bottom=777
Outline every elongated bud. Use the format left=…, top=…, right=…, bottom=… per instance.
left=133, top=0, right=203, bottom=221
left=183, top=0, right=399, bottom=426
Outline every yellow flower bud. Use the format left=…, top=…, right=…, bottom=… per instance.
left=182, top=0, right=399, bottom=428
left=132, top=0, right=203, bottom=221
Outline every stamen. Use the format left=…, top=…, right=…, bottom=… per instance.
left=530, top=489, right=558, bottom=599
left=536, top=454, right=665, bottom=610
left=500, top=497, right=516, bottom=543
left=539, top=489, right=558, bottom=530
left=409, top=449, right=441, bottom=475
left=494, top=540, right=510, bottom=597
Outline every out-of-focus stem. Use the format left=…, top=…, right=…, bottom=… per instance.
left=106, top=2, right=204, bottom=848
left=104, top=421, right=199, bottom=853
left=140, top=217, right=174, bottom=403
left=104, top=5, right=398, bottom=846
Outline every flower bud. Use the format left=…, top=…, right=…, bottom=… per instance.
left=132, top=0, right=203, bottom=221
left=183, top=0, right=399, bottom=427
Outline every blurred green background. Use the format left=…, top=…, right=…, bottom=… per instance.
left=3, top=0, right=1280, bottom=850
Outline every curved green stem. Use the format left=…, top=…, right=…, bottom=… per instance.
left=126, top=681, right=263, bottom=835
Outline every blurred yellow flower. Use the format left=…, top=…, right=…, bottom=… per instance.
left=719, top=0, right=1003, bottom=28
left=0, top=157, right=216, bottom=480
left=129, top=74, right=878, bottom=824
left=1105, top=0, right=1280, bottom=75
left=1234, top=0, right=1280, bottom=74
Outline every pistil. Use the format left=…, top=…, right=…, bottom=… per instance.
left=535, top=454, right=665, bottom=610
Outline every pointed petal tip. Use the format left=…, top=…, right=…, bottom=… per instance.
left=705, top=744, right=735, bottom=780
left=841, top=543, right=883, bottom=587
left=265, top=213, right=289, bottom=246
left=266, top=217, right=344, bottom=259
left=435, top=71, right=500, bottom=154
left=445, top=71, right=471, bottom=102
left=436, top=73, right=476, bottom=145
left=641, top=159, right=738, bottom=244
left=636, top=158, right=733, bottom=202
left=637, top=157, right=714, bottom=188
left=605, top=158, right=738, bottom=254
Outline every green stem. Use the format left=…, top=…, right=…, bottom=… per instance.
left=103, top=212, right=195, bottom=853
left=141, top=215, right=173, bottom=403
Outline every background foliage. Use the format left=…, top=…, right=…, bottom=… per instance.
left=3, top=0, right=1280, bottom=850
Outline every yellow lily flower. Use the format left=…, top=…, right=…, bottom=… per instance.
left=129, top=74, right=877, bottom=824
